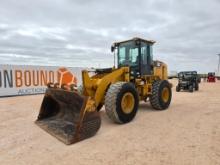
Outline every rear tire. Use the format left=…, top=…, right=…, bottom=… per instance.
left=195, top=83, right=199, bottom=91
left=150, top=80, right=172, bottom=110
left=176, top=85, right=180, bottom=92
left=105, top=82, right=139, bottom=123
left=189, top=85, right=193, bottom=92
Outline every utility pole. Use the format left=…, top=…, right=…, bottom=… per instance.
left=218, top=54, right=220, bottom=76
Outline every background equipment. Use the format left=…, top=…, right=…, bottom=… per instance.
left=176, top=71, right=199, bottom=92
left=207, top=72, right=216, bottom=82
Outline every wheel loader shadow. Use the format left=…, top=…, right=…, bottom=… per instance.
left=176, top=90, right=201, bottom=93
left=138, top=102, right=155, bottom=111
left=98, top=109, right=140, bottom=129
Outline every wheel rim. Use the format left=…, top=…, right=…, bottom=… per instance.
left=121, top=92, right=135, bottom=114
left=162, top=87, right=169, bottom=102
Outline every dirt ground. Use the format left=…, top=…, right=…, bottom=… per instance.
left=0, top=79, right=220, bottom=165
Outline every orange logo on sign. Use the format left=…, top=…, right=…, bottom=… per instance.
left=57, top=67, right=77, bottom=86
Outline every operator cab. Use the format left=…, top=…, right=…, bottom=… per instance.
left=111, top=37, right=155, bottom=78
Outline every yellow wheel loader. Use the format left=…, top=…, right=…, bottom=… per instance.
left=36, top=37, right=172, bottom=144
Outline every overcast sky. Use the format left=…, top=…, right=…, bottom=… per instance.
left=0, top=0, right=220, bottom=73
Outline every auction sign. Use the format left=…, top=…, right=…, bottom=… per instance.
left=0, top=64, right=83, bottom=97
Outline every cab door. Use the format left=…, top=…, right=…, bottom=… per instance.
left=140, top=43, right=153, bottom=76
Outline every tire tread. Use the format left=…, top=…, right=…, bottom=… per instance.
left=105, top=82, right=126, bottom=123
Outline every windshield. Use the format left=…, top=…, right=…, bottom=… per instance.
left=178, top=72, right=197, bottom=78
left=118, top=41, right=139, bottom=67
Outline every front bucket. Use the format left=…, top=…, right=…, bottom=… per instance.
left=35, top=88, right=101, bottom=145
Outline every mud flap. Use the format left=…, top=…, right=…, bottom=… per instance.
left=35, top=88, right=101, bottom=145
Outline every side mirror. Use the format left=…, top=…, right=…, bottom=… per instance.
left=111, top=45, right=115, bottom=52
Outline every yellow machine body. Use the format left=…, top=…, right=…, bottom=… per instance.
left=35, top=37, right=172, bottom=145
left=82, top=61, right=168, bottom=107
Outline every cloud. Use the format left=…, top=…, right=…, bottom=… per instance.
left=0, top=0, right=219, bottom=73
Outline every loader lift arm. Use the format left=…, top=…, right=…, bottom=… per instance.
left=82, top=67, right=130, bottom=108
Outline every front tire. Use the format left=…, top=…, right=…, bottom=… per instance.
left=105, top=82, right=139, bottom=123
left=189, top=85, right=193, bottom=92
left=150, top=80, right=172, bottom=110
